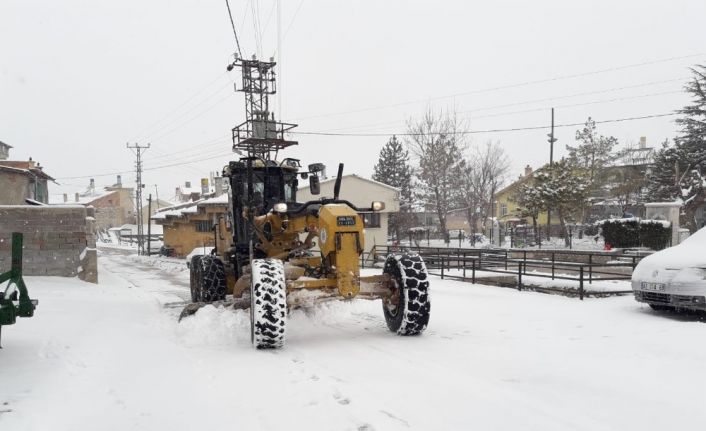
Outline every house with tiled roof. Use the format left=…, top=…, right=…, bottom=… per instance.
left=0, top=142, right=55, bottom=204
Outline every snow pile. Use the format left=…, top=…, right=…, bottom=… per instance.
left=174, top=305, right=250, bottom=348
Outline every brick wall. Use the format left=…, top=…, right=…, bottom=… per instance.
left=0, top=205, right=98, bottom=282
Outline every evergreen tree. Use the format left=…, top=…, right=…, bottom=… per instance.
left=645, top=65, right=706, bottom=231
left=568, top=117, right=618, bottom=184
left=676, top=65, right=706, bottom=148
left=372, top=135, right=413, bottom=239
left=526, top=159, right=590, bottom=246
left=514, top=182, right=545, bottom=245
left=645, top=139, right=680, bottom=201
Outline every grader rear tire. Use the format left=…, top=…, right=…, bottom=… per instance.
left=189, top=255, right=203, bottom=302
left=200, top=256, right=227, bottom=302
left=250, top=259, right=287, bottom=349
left=382, top=254, right=431, bottom=335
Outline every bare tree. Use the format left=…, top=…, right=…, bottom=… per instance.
left=405, top=107, right=466, bottom=243
left=458, top=141, right=510, bottom=234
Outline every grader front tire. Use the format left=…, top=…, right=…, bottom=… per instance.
left=382, top=254, right=431, bottom=335
left=250, top=259, right=287, bottom=349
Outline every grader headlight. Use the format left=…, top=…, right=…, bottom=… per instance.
left=371, top=201, right=385, bottom=212
left=273, top=202, right=288, bottom=213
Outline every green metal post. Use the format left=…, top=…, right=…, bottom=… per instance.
left=0, top=233, right=38, bottom=348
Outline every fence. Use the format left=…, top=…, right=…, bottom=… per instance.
left=365, top=245, right=649, bottom=300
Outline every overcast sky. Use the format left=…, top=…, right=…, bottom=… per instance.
left=1, top=0, right=705, bottom=203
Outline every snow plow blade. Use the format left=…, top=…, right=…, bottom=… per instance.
left=177, top=298, right=250, bottom=322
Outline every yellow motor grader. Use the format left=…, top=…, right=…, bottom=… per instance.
left=183, top=55, right=430, bottom=348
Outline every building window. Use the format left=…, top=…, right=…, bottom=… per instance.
left=361, top=212, right=381, bottom=228
left=195, top=220, right=211, bottom=232
left=500, top=203, right=508, bottom=217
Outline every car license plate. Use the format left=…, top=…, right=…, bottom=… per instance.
left=641, top=282, right=666, bottom=292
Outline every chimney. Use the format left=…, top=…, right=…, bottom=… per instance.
left=185, top=181, right=191, bottom=189
left=214, top=177, right=224, bottom=196
left=524, top=165, right=533, bottom=177
left=639, top=136, right=647, bottom=149
left=200, top=178, right=209, bottom=196
left=75, top=193, right=80, bottom=202
left=63, top=193, right=68, bottom=203
left=117, top=175, right=122, bottom=186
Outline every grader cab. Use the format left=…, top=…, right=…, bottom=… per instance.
left=184, top=55, right=430, bottom=348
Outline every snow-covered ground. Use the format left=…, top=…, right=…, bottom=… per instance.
left=2, top=250, right=706, bottom=430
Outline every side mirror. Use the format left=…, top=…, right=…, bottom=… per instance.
left=309, top=175, right=320, bottom=195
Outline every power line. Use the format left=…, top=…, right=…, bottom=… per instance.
left=309, top=79, right=687, bottom=134
left=148, top=92, right=235, bottom=144
left=291, top=112, right=678, bottom=137
left=290, top=53, right=703, bottom=122
left=143, top=134, right=231, bottom=162
left=55, top=150, right=236, bottom=181
left=55, top=111, right=677, bottom=181
left=129, top=72, right=228, bottom=142
left=225, top=0, right=243, bottom=58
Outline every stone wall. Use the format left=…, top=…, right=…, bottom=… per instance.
left=0, top=205, right=98, bottom=282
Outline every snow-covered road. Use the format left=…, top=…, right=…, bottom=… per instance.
left=2, top=249, right=705, bottom=430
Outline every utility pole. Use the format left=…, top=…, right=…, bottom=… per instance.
left=126, top=143, right=150, bottom=255
left=147, top=194, right=152, bottom=256
left=546, top=108, right=557, bottom=241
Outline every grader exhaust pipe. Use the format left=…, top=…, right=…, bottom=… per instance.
left=333, top=163, right=344, bottom=200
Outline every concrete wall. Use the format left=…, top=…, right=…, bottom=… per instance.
left=0, top=205, right=97, bottom=282
left=645, top=202, right=681, bottom=245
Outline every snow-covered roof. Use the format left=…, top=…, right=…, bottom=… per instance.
left=48, top=187, right=118, bottom=205
left=110, top=224, right=164, bottom=235
left=317, top=174, right=401, bottom=192
left=199, top=194, right=229, bottom=205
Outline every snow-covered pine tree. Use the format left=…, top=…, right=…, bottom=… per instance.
left=645, top=139, right=680, bottom=201
left=372, top=135, right=413, bottom=239
left=674, top=65, right=706, bottom=231
left=529, top=159, right=590, bottom=246
left=515, top=182, right=545, bottom=245
left=568, top=117, right=619, bottom=185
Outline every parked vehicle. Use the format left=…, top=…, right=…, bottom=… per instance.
left=632, top=227, right=706, bottom=311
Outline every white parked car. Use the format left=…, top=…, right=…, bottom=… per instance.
left=632, top=227, right=706, bottom=311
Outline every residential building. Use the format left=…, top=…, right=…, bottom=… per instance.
left=0, top=141, right=11, bottom=160
left=0, top=144, right=54, bottom=204
left=297, top=174, right=400, bottom=252
left=493, top=164, right=563, bottom=229
left=173, top=181, right=203, bottom=203
left=141, top=198, right=176, bottom=225
left=52, top=176, right=136, bottom=230
left=152, top=194, right=230, bottom=258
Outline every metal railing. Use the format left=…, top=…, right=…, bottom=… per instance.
left=367, top=245, right=646, bottom=300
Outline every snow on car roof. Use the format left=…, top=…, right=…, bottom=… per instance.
left=632, top=227, right=706, bottom=281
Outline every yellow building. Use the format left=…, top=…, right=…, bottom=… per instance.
left=152, top=195, right=230, bottom=258
left=494, top=164, right=562, bottom=229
